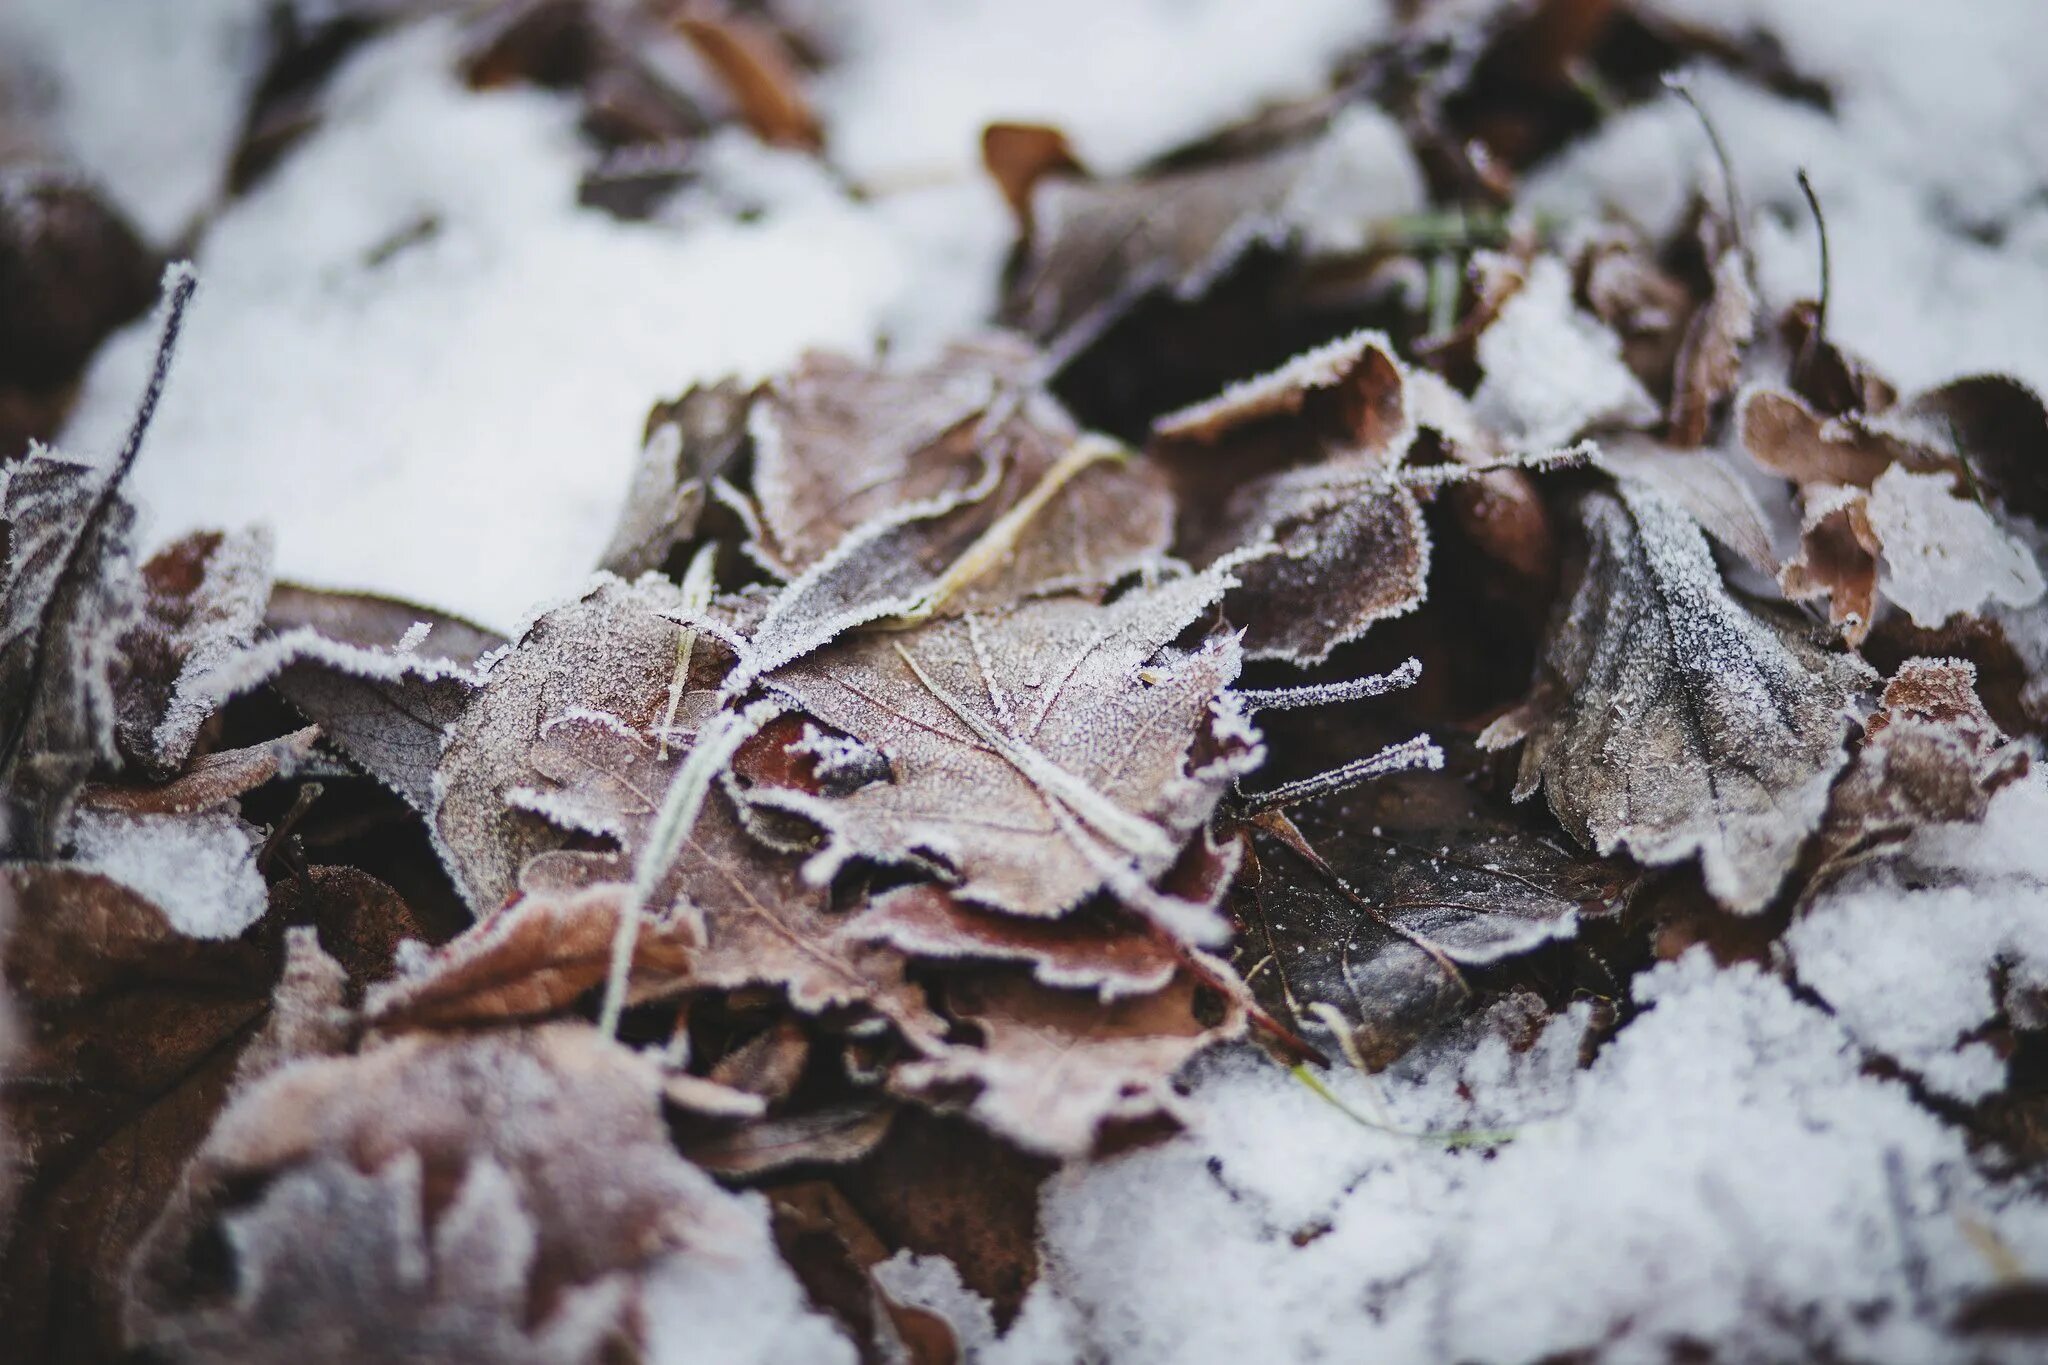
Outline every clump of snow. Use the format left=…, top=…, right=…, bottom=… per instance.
left=950, top=953, right=2048, bottom=1364
left=643, top=1190, right=856, bottom=1365
left=1789, top=775, right=2048, bottom=1100
left=59, top=22, right=913, bottom=631
left=65, top=806, right=269, bottom=939
left=1865, top=466, right=2045, bottom=629
left=1472, top=255, right=1659, bottom=450
left=813, top=0, right=1395, bottom=184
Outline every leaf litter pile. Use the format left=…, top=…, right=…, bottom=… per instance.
left=5, top=1, right=2048, bottom=1361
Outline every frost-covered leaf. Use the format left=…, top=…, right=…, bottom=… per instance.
left=1738, top=384, right=1903, bottom=489
left=505, top=716, right=948, bottom=1047
left=890, top=965, right=1245, bottom=1159
left=1006, top=106, right=1425, bottom=361
left=755, top=572, right=1259, bottom=934
left=128, top=1025, right=836, bottom=1364
left=63, top=804, right=270, bottom=940
left=264, top=583, right=507, bottom=666
left=1804, top=658, right=2030, bottom=885
left=433, top=575, right=723, bottom=910
left=113, top=528, right=275, bottom=777
left=734, top=341, right=1173, bottom=678
left=846, top=884, right=1181, bottom=1000
left=1596, top=435, right=1780, bottom=577
left=1156, top=331, right=1429, bottom=665
left=210, top=626, right=480, bottom=819
left=1484, top=485, right=1871, bottom=912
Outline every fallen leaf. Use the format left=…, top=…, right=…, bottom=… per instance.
left=127, top=1024, right=815, bottom=1364
left=1483, top=484, right=1871, bottom=911
left=1006, top=107, right=1426, bottom=362
left=756, top=572, right=1259, bottom=934
left=890, top=964, right=1243, bottom=1158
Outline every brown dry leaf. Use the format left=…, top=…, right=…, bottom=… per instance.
left=78, top=726, right=322, bottom=815
left=1805, top=658, right=2030, bottom=885
left=599, top=377, right=751, bottom=578
left=756, top=571, right=1260, bottom=935
left=0, top=865, right=276, bottom=1362
left=684, top=1101, right=899, bottom=1183
left=1006, top=107, right=1425, bottom=361
left=1779, top=484, right=1881, bottom=645
left=433, top=574, right=726, bottom=910
left=847, top=884, right=1180, bottom=999
left=1483, top=484, right=1872, bottom=912
left=363, top=878, right=698, bottom=1030
left=1596, top=435, right=1780, bottom=578
left=126, top=1023, right=823, bottom=1364
left=1738, top=383, right=1908, bottom=489
left=673, top=14, right=820, bottom=148
left=264, top=583, right=507, bottom=666
left=981, top=123, right=1081, bottom=229
left=1155, top=331, right=1429, bottom=664
left=1665, top=246, right=1756, bottom=447
left=891, top=964, right=1243, bottom=1158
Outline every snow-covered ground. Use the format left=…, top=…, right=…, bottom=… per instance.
left=8, top=1, right=2048, bottom=1360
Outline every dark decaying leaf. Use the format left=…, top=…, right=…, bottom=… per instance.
left=1483, top=484, right=1871, bottom=912
left=1239, top=747, right=1635, bottom=1070
left=755, top=571, right=1258, bottom=932
left=766, top=1180, right=958, bottom=1365
left=0, top=856, right=428, bottom=1362
left=1006, top=107, right=1424, bottom=362
left=1, top=267, right=194, bottom=846
left=127, top=1024, right=810, bottom=1365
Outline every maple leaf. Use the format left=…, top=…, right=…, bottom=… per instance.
left=1483, top=484, right=1873, bottom=912
left=752, top=570, right=1260, bottom=937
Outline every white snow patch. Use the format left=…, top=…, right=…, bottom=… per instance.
left=1866, top=466, right=2045, bottom=629
left=65, top=807, right=269, bottom=940
left=643, top=1190, right=856, bottom=1365
left=814, top=0, right=1395, bottom=185
left=962, top=956, right=2048, bottom=1363
left=58, top=23, right=910, bottom=631
left=1472, top=255, right=1659, bottom=450
left=0, top=0, right=268, bottom=243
